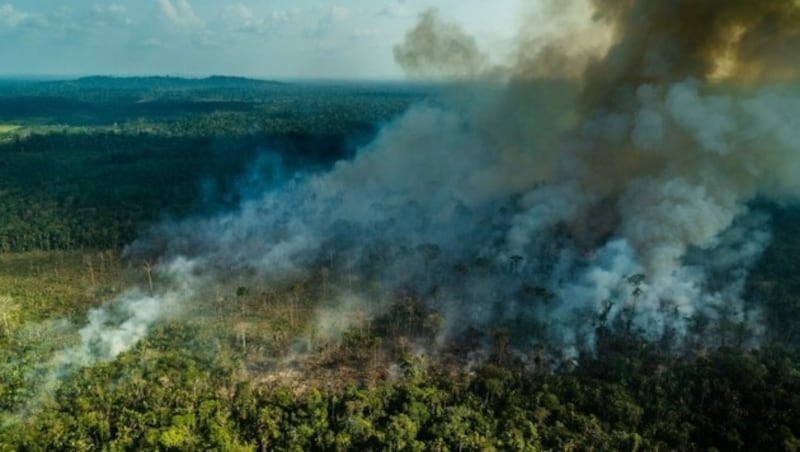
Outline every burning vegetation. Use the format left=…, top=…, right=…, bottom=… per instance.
left=3, top=0, right=800, bottom=449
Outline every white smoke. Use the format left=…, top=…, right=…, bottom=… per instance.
left=5, top=258, right=198, bottom=425
left=98, top=77, right=798, bottom=361
left=59, top=257, right=197, bottom=365
left=23, top=2, right=800, bottom=401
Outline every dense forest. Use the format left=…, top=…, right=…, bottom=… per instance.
left=1, top=76, right=800, bottom=450
left=0, top=77, right=430, bottom=253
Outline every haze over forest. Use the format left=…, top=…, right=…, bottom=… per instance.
left=1, top=0, right=800, bottom=449
left=0, top=0, right=520, bottom=79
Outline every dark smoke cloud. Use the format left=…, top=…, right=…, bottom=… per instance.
left=589, top=0, right=800, bottom=84
left=393, top=8, right=490, bottom=79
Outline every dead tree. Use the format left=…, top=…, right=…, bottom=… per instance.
left=143, top=260, right=155, bottom=294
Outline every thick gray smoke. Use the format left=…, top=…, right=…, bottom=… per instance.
left=392, top=9, right=490, bottom=79
left=37, top=0, right=800, bottom=382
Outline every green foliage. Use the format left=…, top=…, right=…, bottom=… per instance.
left=2, top=77, right=800, bottom=451
left=0, top=79, right=425, bottom=252
left=2, top=308, right=800, bottom=450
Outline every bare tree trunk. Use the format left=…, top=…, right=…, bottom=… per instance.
left=235, top=322, right=248, bottom=351
left=84, top=255, right=96, bottom=285
left=143, top=260, right=154, bottom=294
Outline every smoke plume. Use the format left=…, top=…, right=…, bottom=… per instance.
left=392, top=9, right=490, bottom=79
left=30, top=0, right=800, bottom=387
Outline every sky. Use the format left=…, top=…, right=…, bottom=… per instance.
left=0, top=0, right=525, bottom=79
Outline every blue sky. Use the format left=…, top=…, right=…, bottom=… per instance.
left=0, top=0, right=524, bottom=79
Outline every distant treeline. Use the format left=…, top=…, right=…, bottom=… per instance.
left=0, top=79, right=431, bottom=252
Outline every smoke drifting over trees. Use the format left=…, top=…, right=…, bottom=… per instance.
left=46, top=0, right=800, bottom=385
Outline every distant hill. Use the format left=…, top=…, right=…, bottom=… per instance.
left=52, top=75, right=287, bottom=90
left=0, top=75, right=292, bottom=101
